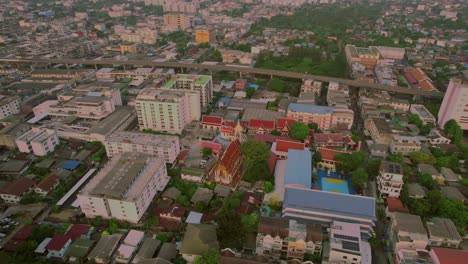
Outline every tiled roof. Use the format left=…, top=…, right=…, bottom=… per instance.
left=219, top=140, right=242, bottom=176
left=249, top=119, right=275, bottom=130
left=276, top=118, right=295, bottom=129
left=317, top=147, right=345, bottom=162
left=178, top=150, right=188, bottom=161
left=0, top=178, right=35, bottom=196
left=254, top=134, right=299, bottom=144
left=65, top=224, right=90, bottom=241
left=154, top=204, right=186, bottom=218
left=314, top=133, right=344, bottom=143
left=36, top=174, right=59, bottom=192
left=275, top=140, right=305, bottom=153
left=431, top=247, right=468, bottom=264
left=12, top=225, right=33, bottom=241
left=284, top=150, right=312, bottom=188
left=201, top=115, right=223, bottom=126
left=386, top=197, right=409, bottom=213
left=46, top=234, right=71, bottom=251
left=201, top=141, right=222, bottom=153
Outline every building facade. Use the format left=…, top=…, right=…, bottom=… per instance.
left=390, top=135, right=421, bottom=156
left=287, top=103, right=334, bottom=131
left=104, top=131, right=180, bottom=164
left=162, top=74, right=213, bottom=108
left=438, top=79, right=468, bottom=130
left=77, top=153, right=169, bottom=223
left=327, top=221, right=371, bottom=264
left=136, top=88, right=201, bottom=134
left=377, top=161, right=404, bottom=198
left=0, top=95, right=20, bottom=119
left=16, top=127, right=60, bottom=156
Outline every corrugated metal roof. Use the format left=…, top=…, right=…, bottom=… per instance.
left=284, top=150, right=312, bottom=188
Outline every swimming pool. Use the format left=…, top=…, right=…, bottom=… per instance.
left=321, top=177, right=350, bottom=194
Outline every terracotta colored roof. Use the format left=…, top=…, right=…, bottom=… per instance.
left=65, top=224, right=90, bottom=241
left=343, top=135, right=356, bottom=145
left=158, top=218, right=182, bottom=231
left=219, top=140, right=242, bottom=176
left=410, top=68, right=428, bottom=82
left=276, top=118, right=295, bottom=129
left=36, top=174, right=59, bottom=193
left=201, top=141, right=222, bottom=153
left=314, top=133, right=344, bottom=144
left=419, top=79, right=436, bottom=91
left=432, top=247, right=468, bottom=264
left=249, top=119, right=275, bottom=130
left=221, top=121, right=247, bottom=133
left=178, top=150, right=189, bottom=161
left=386, top=197, right=409, bottom=213
left=12, top=225, right=33, bottom=241
left=317, top=147, right=345, bottom=162
left=275, top=140, right=305, bottom=152
left=201, top=115, right=223, bottom=126
left=2, top=240, right=24, bottom=252
left=201, top=214, right=217, bottom=223
left=0, top=178, right=35, bottom=196
left=254, top=134, right=300, bottom=144
left=405, top=72, right=417, bottom=84
left=46, top=234, right=71, bottom=251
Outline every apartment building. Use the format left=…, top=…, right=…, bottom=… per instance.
left=410, top=104, right=436, bottom=125
left=332, top=107, right=354, bottom=130
left=438, top=79, right=468, bottom=130
left=283, top=186, right=376, bottom=238
left=287, top=103, right=334, bottom=131
left=327, top=221, right=371, bottom=264
left=77, top=153, right=169, bottom=223
left=345, top=45, right=381, bottom=69
left=390, top=135, right=421, bottom=156
left=120, top=42, right=138, bottom=55
left=256, top=217, right=322, bottom=261
left=389, top=212, right=429, bottom=253
left=162, top=74, right=213, bottom=108
left=0, top=178, right=36, bottom=204
left=104, top=131, right=180, bottom=164
left=162, top=13, right=191, bottom=31
left=300, top=79, right=322, bottom=93
left=16, top=127, right=59, bottom=156
left=365, top=118, right=394, bottom=145
left=136, top=88, right=201, bottom=134
left=0, top=95, right=20, bottom=119
left=195, top=29, right=215, bottom=44
left=29, top=69, right=94, bottom=79
left=0, top=122, right=31, bottom=150
left=164, top=0, right=198, bottom=13
left=377, top=161, right=404, bottom=198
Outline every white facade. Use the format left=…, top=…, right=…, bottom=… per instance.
left=0, top=95, right=20, bottom=119
left=16, top=127, right=60, bottom=156
left=438, top=79, right=468, bottom=130
left=78, top=153, right=169, bottom=223
left=390, top=135, right=421, bottom=156
left=377, top=161, right=404, bottom=198
left=328, top=221, right=371, bottom=264
left=163, top=74, right=213, bottom=108
left=136, top=88, right=201, bottom=134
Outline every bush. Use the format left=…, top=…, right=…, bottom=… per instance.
left=264, top=181, right=274, bottom=193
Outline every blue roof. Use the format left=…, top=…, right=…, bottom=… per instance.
left=215, top=97, right=232, bottom=107
left=284, top=150, right=312, bottom=188
left=284, top=186, right=376, bottom=220
left=288, top=103, right=334, bottom=114
left=248, top=84, right=259, bottom=90
left=62, top=160, right=80, bottom=170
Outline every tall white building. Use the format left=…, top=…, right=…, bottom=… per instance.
left=104, top=131, right=180, bottom=164
left=327, top=221, right=371, bottom=264
left=377, top=161, right=404, bottom=198
left=0, top=95, right=20, bottom=119
left=438, top=79, right=468, bottom=130
left=136, top=88, right=201, bottom=134
left=15, top=127, right=60, bottom=156
left=162, top=74, right=213, bottom=108
left=77, top=153, right=169, bottom=223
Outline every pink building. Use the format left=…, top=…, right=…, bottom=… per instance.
left=287, top=103, right=333, bottom=131
left=438, top=79, right=468, bottom=130
left=77, top=152, right=169, bottom=223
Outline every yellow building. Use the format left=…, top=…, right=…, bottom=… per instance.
left=195, top=30, right=214, bottom=44
left=120, top=42, right=138, bottom=55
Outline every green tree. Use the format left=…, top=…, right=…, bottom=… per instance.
left=419, top=173, right=435, bottom=190
left=240, top=140, right=271, bottom=169
left=270, top=129, right=281, bottom=136
left=107, top=218, right=119, bottom=234
left=241, top=213, right=259, bottom=233
left=194, top=248, right=220, bottom=264
left=217, top=208, right=243, bottom=248
left=290, top=122, right=310, bottom=141
left=409, top=199, right=431, bottom=217
left=307, top=122, right=320, bottom=132
left=175, top=195, right=190, bottom=207
left=387, top=153, right=404, bottom=163
left=268, top=78, right=286, bottom=92
left=264, top=181, right=274, bottom=193
left=409, top=151, right=436, bottom=165
left=202, top=147, right=212, bottom=159
left=194, top=201, right=208, bottom=212
left=351, top=168, right=368, bottom=190
left=335, top=152, right=366, bottom=174
left=419, top=123, right=434, bottom=135
left=246, top=87, right=256, bottom=98
left=313, top=151, right=322, bottom=164
left=366, top=158, right=382, bottom=180
left=408, top=114, right=423, bottom=127
left=224, top=197, right=241, bottom=209
left=444, top=119, right=463, bottom=143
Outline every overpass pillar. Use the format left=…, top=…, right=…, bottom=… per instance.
left=239, top=72, right=242, bottom=79
left=65, top=64, right=69, bottom=69
left=94, top=64, right=98, bottom=70
left=180, top=67, right=184, bottom=73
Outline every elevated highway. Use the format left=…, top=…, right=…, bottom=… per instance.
left=0, top=57, right=443, bottom=97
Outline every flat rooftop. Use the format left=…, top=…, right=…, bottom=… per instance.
left=105, top=131, right=178, bottom=149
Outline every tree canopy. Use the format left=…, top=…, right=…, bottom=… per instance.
left=290, top=122, right=310, bottom=141
left=194, top=248, right=220, bottom=264
left=335, top=152, right=366, bottom=174
left=240, top=140, right=270, bottom=168
left=409, top=151, right=436, bottom=165
left=444, top=119, right=463, bottom=143
left=351, top=168, right=368, bottom=190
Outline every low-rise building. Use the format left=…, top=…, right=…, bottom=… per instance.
left=0, top=178, right=35, bottom=203
left=410, top=104, right=436, bottom=125
left=45, top=234, right=72, bottom=258
left=426, top=218, right=462, bottom=249
left=210, top=140, right=243, bottom=187
left=0, top=95, right=20, bottom=119
left=287, top=103, right=333, bottom=131
left=77, top=153, right=169, bottom=223
left=34, top=174, right=59, bottom=197
left=88, top=234, right=123, bottom=264
left=180, top=224, right=218, bottom=263
left=115, top=230, right=144, bottom=263
left=327, top=221, right=371, bottom=264
left=16, top=127, right=60, bottom=156
left=390, top=135, right=421, bottom=156
left=313, top=133, right=357, bottom=151
left=222, top=50, right=254, bottom=65
left=0, top=122, right=31, bottom=150
left=389, top=212, right=429, bottom=253
left=300, top=79, right=322, bottom=93
left=366, top=118, right=394, bottom=145
left=377, top=161, right=404, bottom=198
left=104, top=131, right=180, bottom=164
left=256, top=217, right=322, bottom=261
left=248, top=119, right=275, bottom=135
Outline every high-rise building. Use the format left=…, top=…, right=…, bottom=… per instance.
left=162, top=74, right=213, bottom=107
left=77, top=153, right=169, bottom=223
left=136, top=88, right=201, bottom=134
left=162, top=13, right=192, bottom=31
left=438, top=79, right=468, bottom=130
